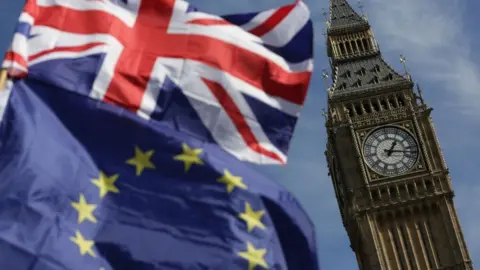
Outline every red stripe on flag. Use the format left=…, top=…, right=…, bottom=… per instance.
left=23, top=0, right=39, bottom=19
left=34, top=3, right=310, bottom=108
left=102, top=49, right=158, bottom=111
left=29, top=42, right=105, bottom=62
left=102, top=0, right=177, bottom=111
left=4, top=51, right=28, bottom=69
left=188, top=19, right=232, bottom=26
left=162, top=35, right=311, bottom=105
left=249, top=3, right=296, bottom=37
left=35, top=6, right=125, bottom=36
left=202, top=78, right=285, bottom=164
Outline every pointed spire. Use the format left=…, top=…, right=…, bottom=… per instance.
left=416, top=83, right=425, bottom=104
left=328, top=0, right=368, bottom=32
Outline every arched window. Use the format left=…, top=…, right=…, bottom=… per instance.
left=359, top=67, right=366, bottom=76
left=354, top=104, right=363, bottom=115
left=371, top=190, right=380, bottom=202
left=362, top=38, right=370, bottom=50
left=407, top=183, right=415, bottom=197
left=425, top=180, right=434, bottom=193
left=345, top=42, right=352, bottom=54
left=363, top=102, right=371, bottom=113
left=372, top=101, right=379, bottom=112
left=351, top=40, right=358, bottom=53
left=354, top=79, right=362, bottom=87
left=346, top=105, right=354, bottom=117
left=388, top=97, right=396, bottom=108
left=389, top=187, right=397, bottom=199
left=339, top=43, right=346, bottom=55
left=356, top=40, right=363, bottom=52
left=380, top=99, right=388, bottom=110
left=398, top=185, right=406, bottom=199
left=345, top=70, right=351, bottom=78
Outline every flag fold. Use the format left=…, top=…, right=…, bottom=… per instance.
left=0, top=77, right=319, bottom=269
left=2, top=0, right=314, bottom=165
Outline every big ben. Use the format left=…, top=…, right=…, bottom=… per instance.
left=323, top=0, right=473, bottom=269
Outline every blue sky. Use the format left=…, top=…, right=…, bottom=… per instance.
left=0, top=0, right=478, bottom=269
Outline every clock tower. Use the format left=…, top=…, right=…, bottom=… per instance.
left=323, top=0, right=473, bottom=269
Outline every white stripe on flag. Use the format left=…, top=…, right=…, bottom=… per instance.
left=261, top=1, right=311, bottom=47
left=240, top=9, right=276, bottom=32
left=36, top=0, right=140, bottom=27
left=0, top=80, right=13, bottom=125
left=19, top=12, right=34, bottom=24
left=138, top=59, right=170, bottom=120
left=155, top=57, right=285, bottom=164
left=10, top=33, right=29, bottom=61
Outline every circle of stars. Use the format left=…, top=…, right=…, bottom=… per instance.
left=69, top=143, right=270, bottom=269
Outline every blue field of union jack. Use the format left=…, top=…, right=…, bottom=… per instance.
left=3, top=0, right=314, bottom=165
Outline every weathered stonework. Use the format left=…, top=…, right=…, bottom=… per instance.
left=324, top=1, right=473, bottom=269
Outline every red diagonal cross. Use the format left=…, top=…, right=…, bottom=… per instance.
left=28, top=0, right=309, bottom=111
left=25, top=0, right=309, bottom=163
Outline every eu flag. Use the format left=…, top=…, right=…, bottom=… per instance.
left=0, top=77, right=318, bottom=269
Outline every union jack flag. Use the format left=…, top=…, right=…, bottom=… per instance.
left=3, top=0, right=314, bottom=165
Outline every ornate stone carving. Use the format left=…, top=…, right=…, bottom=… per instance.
left=324, top=0, right=472, bottom=268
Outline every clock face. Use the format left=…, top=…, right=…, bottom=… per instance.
left=363, top=126, right=419, bottom=176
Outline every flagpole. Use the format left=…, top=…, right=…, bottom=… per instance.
left=0, top=69, right=7, bottom=91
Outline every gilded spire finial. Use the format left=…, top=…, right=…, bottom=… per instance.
left=322, top=69, right=330, bottom=88
left=400, top=54, right=411, bottom=81
left=321, top=108, right=328, bottom=121
left=357, top=1, right=367, bottom=19
left=322, top=69, right=334, bottom=98
left=322, top=8, right=330, bottom=27
left=322, top=28, right=328, bottom=41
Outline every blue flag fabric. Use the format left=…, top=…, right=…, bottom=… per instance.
left=0, top=78, right=318, bottom=270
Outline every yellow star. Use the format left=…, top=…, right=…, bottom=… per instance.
left=237, top=242, right=268, bottom=270
left=71, top=193, right=97, bottom=224
left=126, top=146, right=156, bottom=176
left=91, top=171, right=120, bottom=198
left=239, top=202, right=266, bottom=232
left=70, top=230, right=96, bottom=258
left=173, top=143, right=204, bottom=172
left=217, top=169, right=247, bottom=193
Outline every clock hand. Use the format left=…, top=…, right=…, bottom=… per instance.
left=386, top=141, right=397, bottom=157
left=390, top=149, right=416, bottom=153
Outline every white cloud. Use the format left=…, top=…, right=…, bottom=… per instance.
left=364, top=0, right=480, bottom=115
